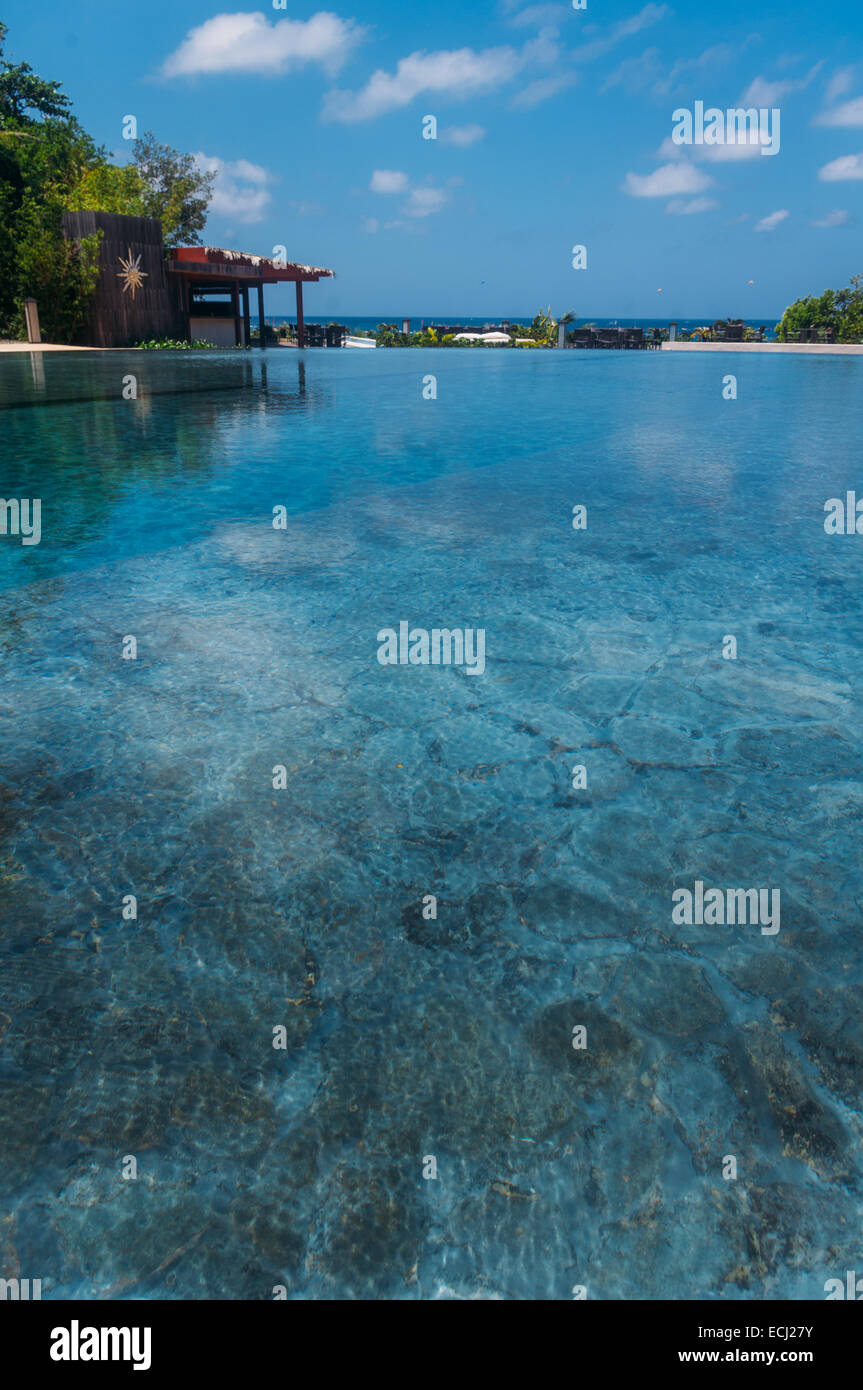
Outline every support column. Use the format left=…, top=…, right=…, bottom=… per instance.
left=231, top=279, right=240, bottom=346
left=257, top=283, right=266, bottom=349
left=295, top=280, right=305, bottom=349
left=242, top=286, right=251, bottom=349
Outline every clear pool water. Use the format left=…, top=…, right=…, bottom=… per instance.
left=1, top=347, right=861, bottom=1299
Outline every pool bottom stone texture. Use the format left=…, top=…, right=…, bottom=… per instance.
left=0, top=349, right=861, bottom=1300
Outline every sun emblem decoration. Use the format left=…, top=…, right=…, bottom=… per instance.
left=116, top=248, right=148, bottom=300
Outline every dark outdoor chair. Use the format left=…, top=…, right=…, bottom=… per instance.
left=571, top=329, right=594, bottom=349
left=795, top=330, right=807, bottom=343
left=725, top=322, right=745, bottom=342
left=623, top=328, right=644, bottom=350
left=825, top=325, right=836, bottom=344
left=596, top=329, right=623, bottom=349
left=305, top=323, right=325, bottom=347
left=325, top=323, right=346, bottom=347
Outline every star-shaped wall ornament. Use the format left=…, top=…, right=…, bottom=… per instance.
left=116, top=248, right=148, bottom=300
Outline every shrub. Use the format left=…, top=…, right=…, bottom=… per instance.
left=136, top=337, right=217, bottom=349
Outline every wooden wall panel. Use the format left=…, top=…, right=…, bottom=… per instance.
left=62, top=211, right=187, bottom=347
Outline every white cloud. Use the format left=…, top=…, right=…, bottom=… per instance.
left=601, top=47, right=662, bottom=94
left=815, top=96, right=863, bottom=127
left=510, top=72, right=576, bottom=109
left=369, top=171, right=455, bottom=219
left=656, top=132, right=771, bottom=164
left=440, top=123, right=486, bottom=146
left=193, top=153, right=273, bottom=222
left=404, top=185, right=450, bottom=217
left=666, top=197, right=719, bottom=215
left=652, top=39, right=760, bottom=96
left=162, top=11, right=363, bottom=78
left=740, top=64, right=822, bottom=107
left=819, top=153, right=863, bottom=180
left=811, top=209, right=851, bottom=227
left=322, top=4, right=666, bottom=121
left=361, top=217, right=380, bottom=234
left=503, top=3, right=570, bottom=27
left=571, top=3, right=669, bottom=64
left=520, top=27, right=562, bottom=69
left=623, top=163, right=712, bottom=198
left=370, top=169, right=410, bottom=194
left=825, top=67, right=856, bottom=104
left=754, top=208, right=789, bottom=231
left=322, top=44, right=525, bottom=122
left=225, top=157, right=269, bottom=185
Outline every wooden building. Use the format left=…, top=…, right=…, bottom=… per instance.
left=168, top=246, right=334, bottom=349
left=61, top=211, right=334, bottom=349
left=62, top=211, right=184, bottom=347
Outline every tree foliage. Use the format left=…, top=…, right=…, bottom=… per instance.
left=776, top=276, right=863, bottom=342
left=67, top=162, right=146, bottom=217
left=0, top=46, right=103, bottom=339
left=130, top=131, right=214, bottom=247
left=373, top=309, right=576, bottom=348
left=0, top=21, right=71, bottom=125
left=0, top=25, right=213, bottom=340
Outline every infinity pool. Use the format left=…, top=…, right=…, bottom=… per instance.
left=1, top=347, right=861, bottom=1298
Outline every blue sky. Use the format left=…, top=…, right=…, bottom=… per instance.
left=5, top=0, right=863, bottom=318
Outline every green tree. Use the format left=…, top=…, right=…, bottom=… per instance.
left=375, top=322, right=405, bottom=346
left=530, top=306, right=556, bottom=343
left=131, top=131, right=214, bottom=246
left=67, top=162, right=146, bottom=216
left=0, top=21, right=71, bottom=126
left=775, top=288, right=839, bottom=341
left=0, top=114, right=103, bottom=337
left=834, top=274, right=863, bottom=342
left=0, top=24, right=107, bottom=336
left=0, top=25, right=214, bottom=339
left=15, top=210, right=102, bottom=341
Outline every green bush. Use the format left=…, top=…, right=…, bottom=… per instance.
left=136, top=337, right=217, bottom=350
left=776, top=276, right=863, bottom=342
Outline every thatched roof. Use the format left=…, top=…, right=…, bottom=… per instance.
left=200, top=246, right=334, bottom=277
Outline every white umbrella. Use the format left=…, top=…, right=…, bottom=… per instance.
left=454, top=331, right=510, bottom=344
